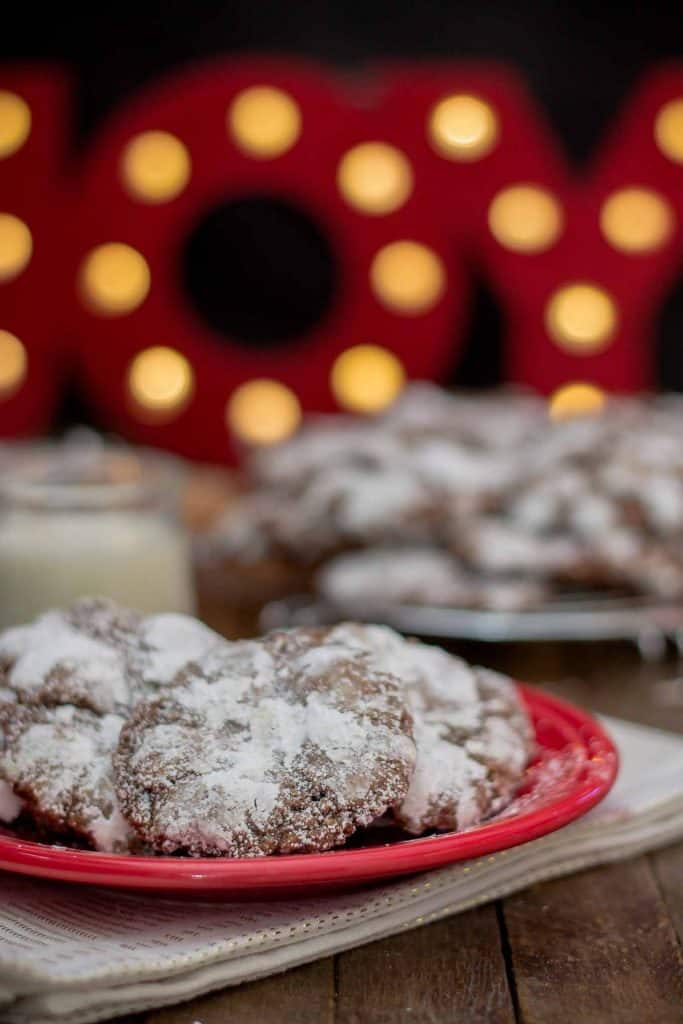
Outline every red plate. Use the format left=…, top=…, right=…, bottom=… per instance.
left=0, top=686, right=617, bottom=898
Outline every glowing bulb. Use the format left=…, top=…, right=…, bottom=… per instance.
left=427, top=94, right=499, bottom=161
left=79, top=243, right=150, bottom=316
left=0, top=91, right=31, bottom=160
left=549, top=383, right=606, bottom=421
left=0, top=213, right=32, bottom=281
left=228, top=86, right=301, bottom=159
left=337, top=142, right=413, bottom=215
left=488, top=184, right=563, bottom=253
left=331, top=345, right=406, bottom=413
left=545, top=283, right=618, bottom=354
left=370, top=240, right=446, bottom=314
left=654, top=98, right=683, bottom=164
left=127, top=346, right=194, bottom=420
left=600, top=187, right=674, bottom=253
left=121, top=130, right=191, bottom=203
left=227, top=379, right=301, bottom=445
left=0, top=330, right=27, bottom=398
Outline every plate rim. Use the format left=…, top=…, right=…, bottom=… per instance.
left=0, top=686, right=618, bottom=892
left=261, top=594, right=683, bottom=643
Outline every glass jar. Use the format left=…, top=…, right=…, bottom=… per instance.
left=0, top=438, right=195, bottom=628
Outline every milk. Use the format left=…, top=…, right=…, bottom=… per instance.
left=0, top=426, right=203, bottom=632
left=0, top=508, right=195, bottom=628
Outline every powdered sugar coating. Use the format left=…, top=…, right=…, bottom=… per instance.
left=135, top=613, right=224, bottom=689
left=0, top=599, right=222, bottom=713
left=115, top=626, right=417, bottom=857
left=323, top=624, right=533, bottom=834
left=2, top=704, right=132, bottom=850
left=459, top=520, right=587, bottom=578
left=0, top=598, right=223, bottom=850
left=211, top=463, right=438, bottom=565
left=0, top=610, right=131, bottom=714
left=251, top=420, right=405, bottom=491
left=318, top=548, right=547, bottom=612
left=0, top=781, right=22, bottom=823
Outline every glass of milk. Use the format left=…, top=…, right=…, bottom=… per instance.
left=0, top=438, right=195, bottom=628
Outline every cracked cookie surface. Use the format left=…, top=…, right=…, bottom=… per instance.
left=115, top=625, right=416, bottom=857
left=325, top=624, right=534, bottom=834
left=0, top=598, right=222, bottom=850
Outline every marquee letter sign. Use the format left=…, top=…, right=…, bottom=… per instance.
left=71, top=61, right=466, bottom=460
left=2, top=59, right=683, bottom=459
left=0, top=65, right=71, bottom=435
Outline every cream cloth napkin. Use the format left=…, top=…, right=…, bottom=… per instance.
left=1, top=715, right=683, bottom=1024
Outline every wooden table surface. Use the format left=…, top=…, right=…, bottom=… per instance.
left=116, top=610, right=683, bottom=1024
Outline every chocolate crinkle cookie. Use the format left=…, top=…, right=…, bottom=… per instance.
left=0, top=597, right=222, bottom=850
left=326, top=624, right=534, bottom=834
left=114, top=626, right=417, bottom=857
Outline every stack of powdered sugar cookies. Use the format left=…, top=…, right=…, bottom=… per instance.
left=201, top=385, right=683, bottom=618
left=0, top=598, right=532, bottom=856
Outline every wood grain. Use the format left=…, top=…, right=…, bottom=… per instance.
left=651, top=843, right=683, bottom=946
left=141, top=957, right=334, bottom=1024
left=502, top=857, right=683, bottom=1024
left=335, top=905, right=515, bottom=1024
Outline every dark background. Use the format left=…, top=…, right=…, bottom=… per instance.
left=5, top=1, right=682, bottom=160
left=3, top=1, right=683, bottom=425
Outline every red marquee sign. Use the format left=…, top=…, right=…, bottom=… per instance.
left=1, top=59, right=683, bottom=459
